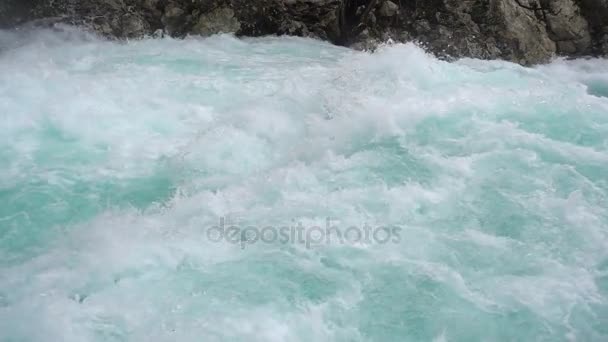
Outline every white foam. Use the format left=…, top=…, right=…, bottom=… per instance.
left=1, top=28, right=607, bottom=341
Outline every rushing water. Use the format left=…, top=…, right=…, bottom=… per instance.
left=1, top=27, right=608, bottom=341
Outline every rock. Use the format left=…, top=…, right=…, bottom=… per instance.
left=279, top=20, right=310, bottom=36
left=601, top=33, right=608, bottom=54
left=493, top=0, right=556, bottom=64
left=0, top=0, right=39, bottom=28
left=378, top=1, right=399, bottom=17
left=162, top=4, right=187, bottom=36
left=165, top=6, right=185, bottom=19
left=545, top=0, right=592, bottom=55
left=142, top=0, right=160, bottom=11
left=579, top=0, right=608, bottom=28
left=193, top=7, right=241, bottom=36
left=121, top=13, right=148, bottom=38
left=152, top=28, right=165, bottom=38
left=6, top=0, right=608, bottom=64
left=578, top=0, right=608, bottom=54
left=414, top=20, right=431, bottom=33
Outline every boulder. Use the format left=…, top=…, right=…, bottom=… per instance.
left=379, top=1, right=399, bottom=17
left=193, top=7, right=241, bottom=36
left=545, top=0, right=592, bottom=54
left=162, top=3, right=188, bottom=36
left=493, top=0, right=557, bottom=64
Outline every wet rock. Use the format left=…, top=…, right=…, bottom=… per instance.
left=578, top=0, right=608, bottom=54
left=602, top=34, right=608, bottom=54
left=162, top=3, right=188, bottom=36
left=0, top=0, right=40, bottom=28
left=193, top=7, right=241, bottom=36
left=494, top=0, right=557, bottom=64
left=121, top=13, right=148, bottom=38
left=545, top=0, right=592, bottom=55
left=378, top=1, right=399, bottom=17
left=6, top=0, right=608, bottom=64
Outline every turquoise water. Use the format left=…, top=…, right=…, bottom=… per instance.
left=1, top=27, right=608, bottom=341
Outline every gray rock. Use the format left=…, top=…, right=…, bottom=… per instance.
left=5, top=0, right=607, bottom=65
left=0, top=0, right=40, bottom=28
left=121, top=13, right=148, bottom=38
left=193, top=7, right=241, bottom=36
left=602, top=33, right=608, bottom=54
left=494, top=0, right=557, bottom=64
left=162, top=4, right=187, bottom=36
left=378, top=1, right=399, bottom=17
left=578, top=0, right=608, bottom=54
left=545, top=0, right=592, bottom=55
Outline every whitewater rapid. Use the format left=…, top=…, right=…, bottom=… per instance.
left=1, top=27, right=608, bottom=341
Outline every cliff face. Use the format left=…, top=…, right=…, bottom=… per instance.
left=1, top=0, right=606, bottom=65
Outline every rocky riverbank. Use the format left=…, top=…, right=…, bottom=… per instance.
left=1, top=0, right=607, bottom=65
